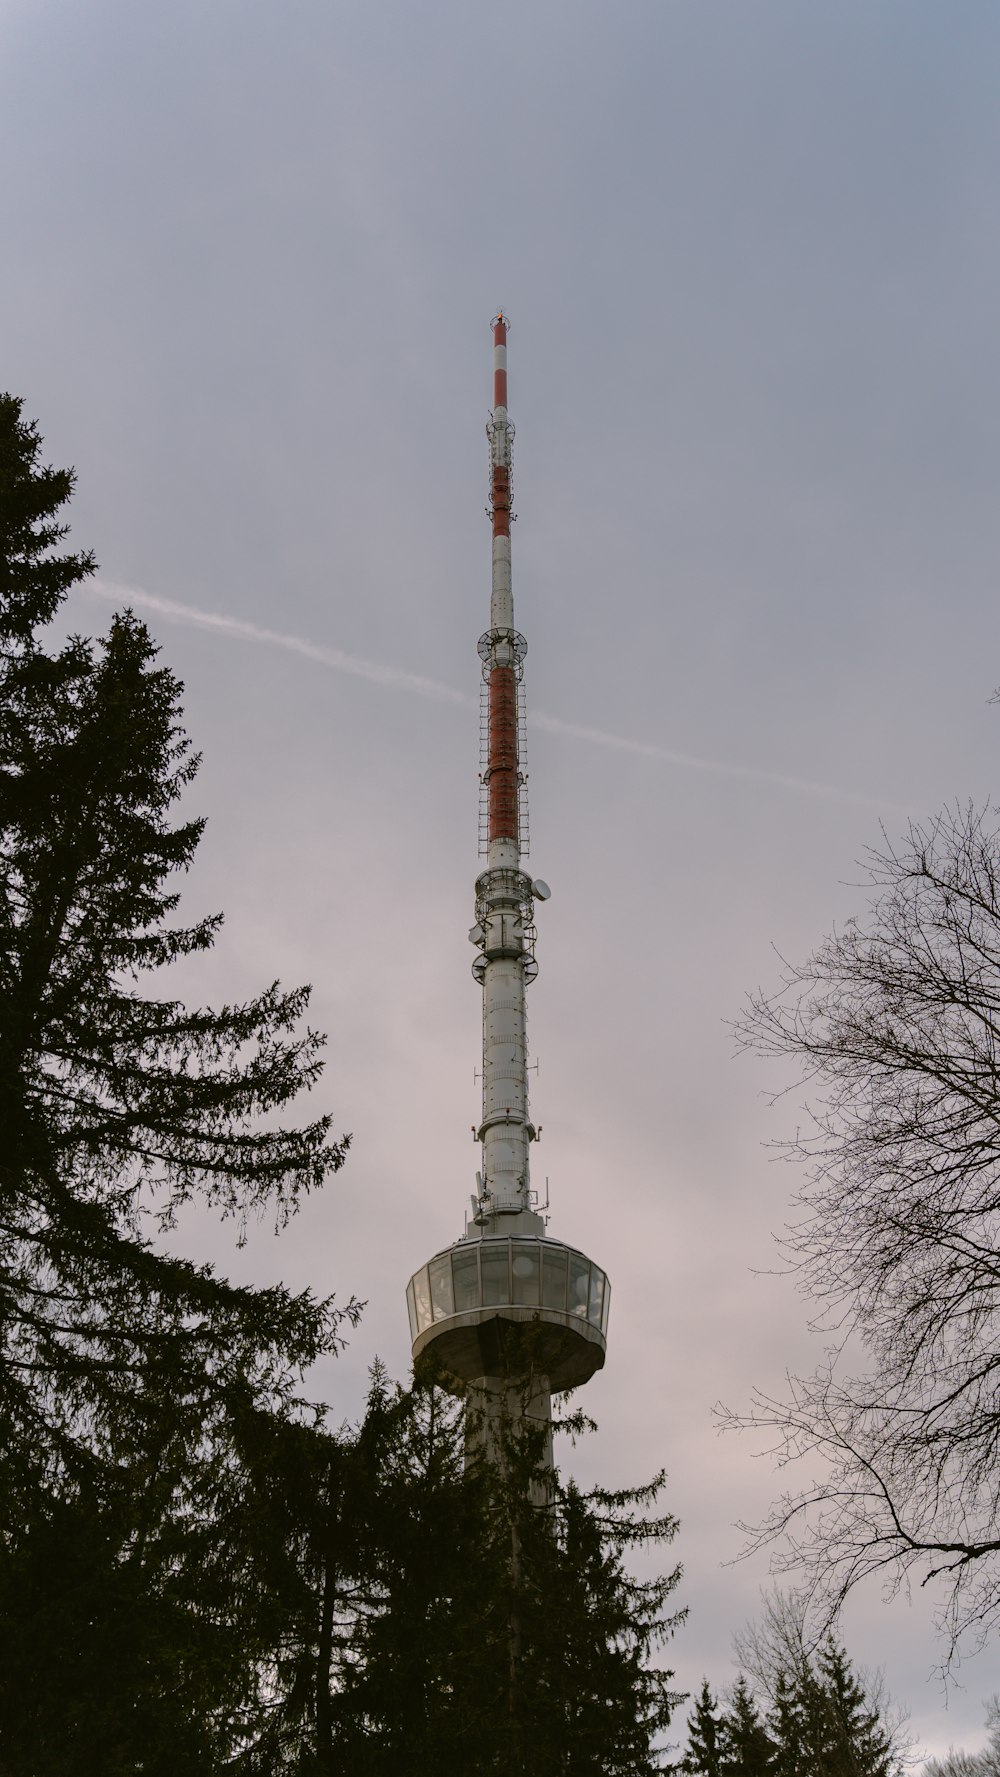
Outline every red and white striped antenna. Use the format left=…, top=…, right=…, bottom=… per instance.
left=404, top=319, right=609, bottom=1419
left=470, top=314, right=540, bottom=1222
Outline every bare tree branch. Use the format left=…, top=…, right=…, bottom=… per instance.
left=722, top=805, right=1000, bottom=1665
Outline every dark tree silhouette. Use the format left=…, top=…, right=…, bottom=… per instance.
left=218, top=1367, right=685, bottom=1775
left=683, top=1680, right=724, bottom=1776
left=720, top=1675, right=774, bottom=1775
left=724, top=806, right=1000, bottom=1661
left=0, top=394, right=355, bottom=1769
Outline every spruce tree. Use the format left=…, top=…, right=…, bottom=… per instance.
left=0, top=392, right=351, bottom=1487
left=0, top=397, right=355, bottom=1767
left=817, top=1640, right=895, bottom=1777
left=351, top=1376, right=683, bottom=1775
left=530, top=1465, right=682, bottom=1772
left=685, top=1680, right=724, bottom=1776
left=768, top=1669, right=809, bottom=1777
left=720, top=1675, right=774, bottom=1775
left=226, top=1368, right=685, bottom=1775
left=760, top=1638, right=901, bottom=1777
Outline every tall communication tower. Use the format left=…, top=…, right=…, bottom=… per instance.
left=406, top=317, right=610, bottom=1448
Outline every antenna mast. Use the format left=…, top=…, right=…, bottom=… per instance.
left=471, top=313, right=540, bottom=1228
left=405, top=317, right=609, bottom=1429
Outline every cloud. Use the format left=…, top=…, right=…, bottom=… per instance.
left=86, top=580, right=895, bottom=812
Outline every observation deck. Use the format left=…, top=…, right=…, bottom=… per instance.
left=407, top=1234, right=609, bottom=1392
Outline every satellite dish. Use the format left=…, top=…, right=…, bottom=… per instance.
left=532, top=879, right=551, bottom=901
left=468, top=923, right=485, bottom=945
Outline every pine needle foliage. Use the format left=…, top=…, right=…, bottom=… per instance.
left=683, top=1680, right=723, bottom=1776
left=0, top=395, right=355, bottom=1768
left=0, top=392, right=352, bottom=1488
left=682, top=1632, right=901, bottom=1776
left=721, top=1676, right=774, bottom=1776
left=217, top=1367, right=685, bottom=1775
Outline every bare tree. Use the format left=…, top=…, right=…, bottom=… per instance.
left=732, top=1589, right=813, bottom=1701
left=721, top=805, right=1000, bottom=1664
left=922, top=1696, right=1000, bottom=1776
left=924, top=1753, right=992, bottom=1777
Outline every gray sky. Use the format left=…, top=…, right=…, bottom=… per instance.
left=4, top=0, right=1000, bottom=1757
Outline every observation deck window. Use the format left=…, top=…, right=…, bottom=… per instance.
left=412, top=1266, right=432, bottom=1335
left=568, top=1253, right=591, bottom=1319
left=429, top=1254, right=455, bottom=1321
left=588, top=1267, right=606, bottom=1329
left=452, top=1246, right=480, bottom=1313
left=541, top=1245, right=569, bottom=1312
left=481, top=1242, right=510, bottom=1306
left=511, top=1245, right=541, bottom=1306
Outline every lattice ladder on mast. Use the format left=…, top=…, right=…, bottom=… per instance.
left=479, top=672, right=529, bottom=859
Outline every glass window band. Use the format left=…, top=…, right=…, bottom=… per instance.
left=408, top=1243, right=608, bottom=1340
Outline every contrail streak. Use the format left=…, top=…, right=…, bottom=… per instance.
left=86, top=580, right=893, bottom=812
left=90, top=581, right=471, bottom=708
left=526, top=710, right=890, bottom=809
